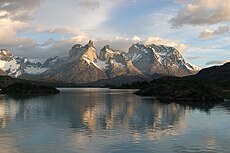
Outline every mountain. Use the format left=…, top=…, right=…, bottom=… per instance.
left=98, top=45, right=143, bottom=78
left=127, top=44, right=200, bottom=76
left=0, top=49, right=64, bottom=77
left=1, top=41, right=200, bottom=84
left=41, top=40, right=107, bottom=83
left=41, top=41, right=200, bottom=83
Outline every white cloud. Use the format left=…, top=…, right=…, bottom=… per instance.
left=14, top=34, right=89, bottom=58
left=79, top=0, right=100, bottom=10
left=170, top=0, right=230, bottom=27
left=0, top=19, right=35, bottom=46
left=199, top=25, right=229, bottom=39
left=0, top=0, right=41, bottom=51
left=132, top=36, right=141, bottom=42
left=144, top=37, right=188, bottom=52
left=93, top=36, right=142, bottom=52
left=0, top=0, right=41, bottom=21
left=206, top=60, right=230, bottom=66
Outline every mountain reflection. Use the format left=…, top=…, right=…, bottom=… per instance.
left=0, top=95, right=19, bottom=128
left=0, top=89, right=229, bottom=153
left=1, top=89, right=186, bottom=140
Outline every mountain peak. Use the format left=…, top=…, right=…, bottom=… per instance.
left=0, top=49, right=13, bottom=59
left=128, top=43, right=200, bottom=76
left=87, top=40, right=94, bottom=48
left=99, top=45, right=116, bottom=61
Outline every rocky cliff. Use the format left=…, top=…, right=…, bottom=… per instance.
left=1, top=41, right=200, bottom=84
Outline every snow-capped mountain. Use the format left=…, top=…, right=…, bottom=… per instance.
left=127, top=44, right=200, bottom=76
left=0, top=49, right=63, bottom=77
left=97, top=45, right=142, bottom=78
left=42, top=40, right=107, bottom=83
left=40, top=40, right=200, bottom=83
left=0, top=41, right=201, bottom=83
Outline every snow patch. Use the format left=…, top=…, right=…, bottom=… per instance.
left=0, top=60, right=6, bottom=68
left=186, top=63, right=201, bottom=71
left=93, top=60, right=108, bottom=70
left=132, top=53, right=142, bottom=62
left=83, top=57, right=91, bottom=65
left=25, top=67, right=49, bottom=74
left=106, top=48, right=115, bottom=54
left=0, top=59, right=20, bottom=74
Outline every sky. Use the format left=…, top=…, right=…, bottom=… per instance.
left=0, top=0, right=229, bottom=68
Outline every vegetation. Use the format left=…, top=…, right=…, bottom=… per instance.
left=0, top=76, right=60, bottom=95
left=134, top=76, right=224, bottom=103
left=132, top=62, right=230, bottom=107
left=1, top=83, right=60, bottom=94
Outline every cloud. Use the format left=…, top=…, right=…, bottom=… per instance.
left=14, top=34, right=89, bottom=58
left=0, top=19, right=36, bottom=47
left=144, top=37, right=188, bottom=52
left=10, top=35, right=188, bottom=59
left=201, top=45, right=214, bottom=49
left=186, top=56, right=200, bottom=60
left=93, top=36, right=142, bottom=52
left=199, top=25, right=229, bottom=39
left=79, top=0, right=100, bottom=10
left=170, top=0, right=230, bottom=27
left=206, top=60, right=230, bottom=66
left=33, top=26, right=86, bottom=35
left=0, top=0, right=41, bottom=21
left=0, top=0, right=41, bottom=48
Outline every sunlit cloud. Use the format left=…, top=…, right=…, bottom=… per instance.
left=144, top=37, right=188, bottom=52
left=0, top=0, right=42, bottom=21
left=199, top=25, right=230, bottom=39
left=170, top=0, right=230, bottom=27
left=0, top=19, right=35, bottom=46
left=0, top=0, right=229, bottom=68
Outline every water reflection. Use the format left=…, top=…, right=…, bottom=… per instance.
left=0, top=95, right=19, bottom=128
left=0, top=88, right=229, bottom=153
left=0, top=89, right=186, bottom=138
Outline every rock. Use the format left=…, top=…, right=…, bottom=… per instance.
left=127, top=43, right=200, bottom=76
left=0, top=68, right=5, bottom=75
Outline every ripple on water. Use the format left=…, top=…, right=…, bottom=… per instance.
left=0, top=89, right=230, bottom=153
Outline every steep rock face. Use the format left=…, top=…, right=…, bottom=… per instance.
left=69, top=40, right=97, bottom=62
left=0, top=49, right=13, bottom=59
left=0, top=49, right=21, bottom=76
left=43, top=40, right=107, bottom=83
left=1, top=41, right=200, bottom=84
left=43, top=58, right=106, bottom=83
left=99, top=45, right=120, bottom=61
left=0, top=68, right=4, bottom=75
left=105, top=58, right=126, bottom=78
left=127, top=44, right=200, bottom=76
left=99, top=45, right=143, bottom=78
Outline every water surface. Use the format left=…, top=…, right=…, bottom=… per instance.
left=0, top=88, right=230, bottom=153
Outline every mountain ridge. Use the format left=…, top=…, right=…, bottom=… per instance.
left=0, top=40, right=200, bottom=84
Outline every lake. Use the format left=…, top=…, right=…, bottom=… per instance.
left=0, top=88, right=230, bottom=153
